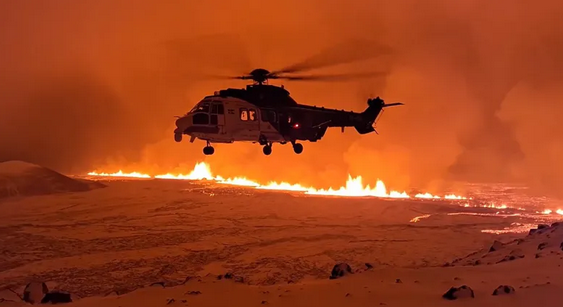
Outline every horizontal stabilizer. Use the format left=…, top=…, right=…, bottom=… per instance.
left=382, top=102, right=404, bottom=108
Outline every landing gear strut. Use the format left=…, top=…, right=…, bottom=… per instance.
left=292, top=141, right=303, bottom=154
left=174, top=133, right=182, bottom=143
left=203, top=141, right=214, bottom=155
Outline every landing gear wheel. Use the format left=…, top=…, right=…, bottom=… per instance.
left=293, top=143, right=303, bottom=154
left=263, top=145, right=272, bottom=155
left=174, top=133, right=182, bottom=142
left=203, top=146, right=215, bottom=155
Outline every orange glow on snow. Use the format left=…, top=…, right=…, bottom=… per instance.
left=87, top=162, right=469, bottom=200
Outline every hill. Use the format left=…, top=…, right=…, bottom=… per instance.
left=0, top=161, right=105, bottom=199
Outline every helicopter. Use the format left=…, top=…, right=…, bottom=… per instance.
left=173, top=53, right=404, bottom=156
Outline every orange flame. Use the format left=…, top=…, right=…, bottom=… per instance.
left=87, top=170, right=151, bottom=178
left=87, top=162, right=469, bottom=200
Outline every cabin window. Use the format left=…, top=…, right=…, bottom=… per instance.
left=193, top=113, right=209, bottom=125
left=217, top=104, right=224, bottom=115
left=249, top=109, right=257, bottom=121
left=211, top=104, right=218, bottom=114
left=240, top=108, right=248, bottom=121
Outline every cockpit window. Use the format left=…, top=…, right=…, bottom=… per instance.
left=189, top=102, right=210, bottom=114
left=211, top=103, right=224, bottom=115
left=193, top=113, right=209, bottom=125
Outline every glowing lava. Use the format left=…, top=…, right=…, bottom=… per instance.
left=87, top=162, right=467, bottom=200
left=87, top=170, right=151, bottom=178
left=305, top=175, right=409, bottom=198
left=154, top=162, right=214, bottom=180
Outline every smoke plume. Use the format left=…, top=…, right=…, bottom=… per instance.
left=1, top=0, right=563, bottom=196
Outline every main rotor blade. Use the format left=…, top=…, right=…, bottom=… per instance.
left=277, top=71, right=388, bottom=81
left=272, top=39, right=393, bottom=75
left=201, top=74, right=253, bottom=80
left=159, top=33, right=253, bottom=76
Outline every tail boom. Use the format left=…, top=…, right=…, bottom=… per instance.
left=354, top=97, right=403, bottom=134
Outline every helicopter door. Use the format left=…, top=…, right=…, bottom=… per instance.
left=260, top=109, right=278, bottom=131
left=211, top=103, right=225, bottom=133
left=238, top=107, right=260, bottom=140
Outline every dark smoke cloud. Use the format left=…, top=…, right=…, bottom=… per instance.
left=2, top=0, right=563, bottom=197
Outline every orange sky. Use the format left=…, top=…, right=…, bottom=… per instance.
left=1, top=0, right=563, bottom=196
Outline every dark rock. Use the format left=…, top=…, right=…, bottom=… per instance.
left=516, top=239, right=524, bottom=245
left=442, top=285, right=475, bottom=300
left=499, top=254, right=521, bottom=263
left=234, top=276, right=244, bottom=283
left=538, top=224, right=549, bottom=230
left=345, top=293, right=351, bottom=297
left=560, top=242, right=563, bottom=251
left=529, top=229, right=538, bottom=235
left=474, top=260, right=481, bottom=265
left=489, top=240, right=503, bottom=252
left=536, top=253, right=541, bottom=259
left=186, top=291, right=201, bottom=295
left=492, top=285, right=515, bottom=296
left=166, top=298, right=175, bottom=305
left=365, top=263, right=374, bottom=269
left=104, top=291, right=119, bottom=296
left=538, top=242, right=548, bottom=250
left=41, top=291, right=72, bottom=304
left=217, top=275, right=223, bottom=280
left=396, top=279, right=403, bottom=284
left=23, top=282, right=49, bottom=304
left=182, top=276, right=194, bottom=284
left=150, top=282, right=165, bottom=287
left=442, top=262, right=451, bottom=267
left=551, top=222, right=561, bottom=228
left=330, top=263, right=352, bottom=279
left=224, top=272, right=233, bottom=279
left=261, top=301, right=268, bottom=304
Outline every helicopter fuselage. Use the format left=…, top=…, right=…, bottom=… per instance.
left=173, top=84, right=401, bottom=155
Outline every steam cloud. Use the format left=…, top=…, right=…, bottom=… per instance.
left=1, top=0, right=563, bottom=197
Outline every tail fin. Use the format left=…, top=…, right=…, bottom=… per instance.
left=354, top=97, right=404, bottom=134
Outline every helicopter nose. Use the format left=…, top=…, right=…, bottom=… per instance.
left=175, top=116, right=190, bottom=127
left=174, top=116, right=191, bottom=134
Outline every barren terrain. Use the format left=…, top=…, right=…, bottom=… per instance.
left=0, top=177, right=561, bottom=306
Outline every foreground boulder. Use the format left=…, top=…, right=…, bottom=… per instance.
left=23, top=282, right=49, bottom=304
left=493, top=285, right=515, bottom=296
left=330, top=263, right=352, bottom=279
left=442, top=285, right=474, bottom=300
left=41, top=291, right=73, bottom=304
left=489, top=240, right=503, bottom=252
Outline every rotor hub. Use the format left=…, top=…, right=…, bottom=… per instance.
left=249, top=68, right=271, bottom=84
